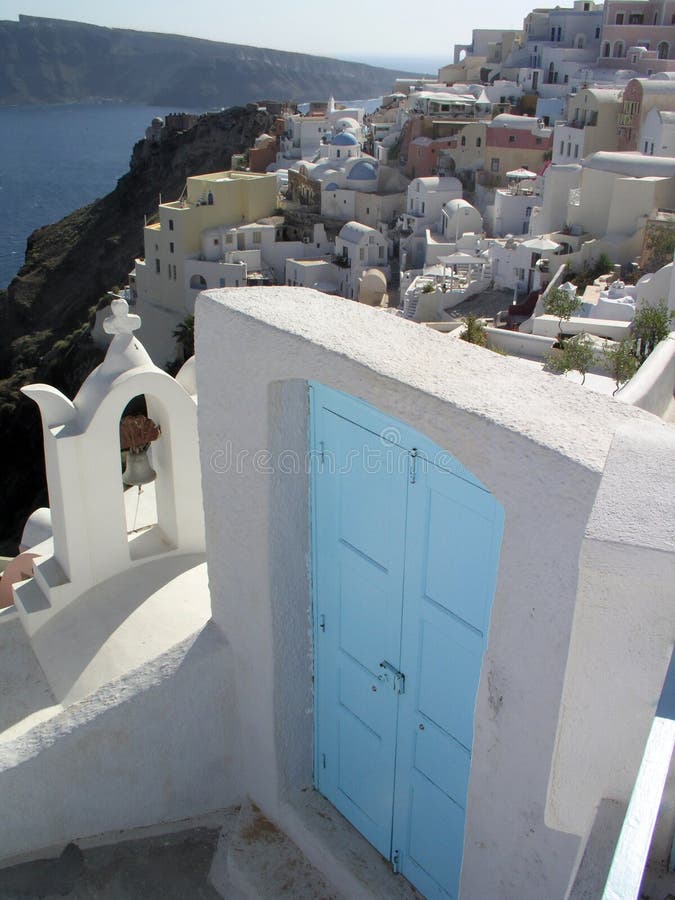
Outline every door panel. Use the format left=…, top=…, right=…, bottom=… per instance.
left=311, top=385, right=503, bottom=899
left=393, top=458, right=504, bottom=899
left=313, top=397, right=409, bottom=858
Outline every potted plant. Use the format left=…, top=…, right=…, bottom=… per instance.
left=120, top=414, right=161, bottom=486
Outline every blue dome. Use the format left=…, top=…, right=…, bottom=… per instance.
left=348, top=160, right=377, bottom=181
left=324, top=182, right=340, bottom=191
left=332, top=131, right=359, bottom=146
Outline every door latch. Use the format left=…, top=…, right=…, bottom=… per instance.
left=378, top=660, right=405, bottom=694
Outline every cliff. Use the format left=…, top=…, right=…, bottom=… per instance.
left=0, top=15, right=408, bottom=107
left=0, top=105, right=275, bottom=551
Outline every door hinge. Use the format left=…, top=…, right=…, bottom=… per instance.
left=392, top=849, right=400, bottom=874
left=408, top=448, right=418, bottom=485
left=319, top=613, right=326, bottom=633
left=321, top=752, right=326, bottom=769
left=318, top=440, right=326, bottom=468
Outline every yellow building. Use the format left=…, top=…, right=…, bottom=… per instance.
left=132, top=171, right=278, bottom=360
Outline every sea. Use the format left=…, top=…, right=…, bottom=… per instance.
left=0, top=97, right=383, bottom=290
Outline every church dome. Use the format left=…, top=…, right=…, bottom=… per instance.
left=332, top=132, right=359, bottom=146
left=347, top=160, right=378, bottom=181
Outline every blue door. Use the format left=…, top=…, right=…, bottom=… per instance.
left=311, top=384, right=503, bottom=899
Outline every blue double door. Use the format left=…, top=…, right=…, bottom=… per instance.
left=310, top=384, right=503, bottom=900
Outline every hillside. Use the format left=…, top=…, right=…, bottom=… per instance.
left=0, top=15, right=410, bottom=107
left=0, top=105, right=275, bottom=551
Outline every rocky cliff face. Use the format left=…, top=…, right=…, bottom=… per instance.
left=0, top=105, right=274, bottom=551
left=0, top=15, right=406, bottom=107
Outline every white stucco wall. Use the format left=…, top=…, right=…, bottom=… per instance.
left=546, top=422, right=675, bottom=872
left=194, top=286, right=665, bottom=900
left=0, top=621, right=240, bottom=866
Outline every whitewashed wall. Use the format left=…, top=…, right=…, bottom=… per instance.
left=195, top=286, right=665, bottom=899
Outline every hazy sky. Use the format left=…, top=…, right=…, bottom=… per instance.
left=0, top=1, right=534, bottom=66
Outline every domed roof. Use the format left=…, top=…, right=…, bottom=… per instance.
left=324, top=182, right=340, bottom=191
left=335, top=116, right=360, bottom=130
left=151, top=116, right=164, bottom=125
left=332, top=131, right=359, bottom=146
left=347, top=160, right=378, bottom=181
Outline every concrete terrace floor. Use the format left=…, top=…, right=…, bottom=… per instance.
left=0, top=825, right=230, bottom=899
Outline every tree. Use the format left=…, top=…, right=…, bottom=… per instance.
left=632, top=300, right=673, bottom=362
left=543, top=286, right=582, bottom=344
left=172, top=314, right=195, bottom=361
left=460, top=315, right=487, bottom=347
left=547, top=334, right=596, bottom=384
left=602, top=338, right=640, bottom=395
left=642, top=225, right=675, bottom=273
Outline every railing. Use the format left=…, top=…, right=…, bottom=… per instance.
left=569, top=650, right=675, bottom=900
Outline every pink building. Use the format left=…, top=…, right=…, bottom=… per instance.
left=600, top=0, right=675, bottom=72
left=617, top=77, right=675, bottom=149
left=485, top=115, right=553, bottom=182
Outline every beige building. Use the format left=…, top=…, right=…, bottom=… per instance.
left=132, top=171, right=278, bottom=359
left=567, top=151, right=675, bottom=262
left=552, top=87, right=623, bottom=163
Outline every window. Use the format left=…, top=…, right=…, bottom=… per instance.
left=253, top=231, right=261, bottom=244
left=170, top=242, right=174, bottom=253
left=226, top=234, right=233, bottom=244
left=378, top=246, right=384, bottom=259
left=220, top=277, right=226, bottom=287
left=155, top=259, right=160, bottom=274
left=173, top=265, right=177, bottom=279
left=567, top=142, right=572, bottom=156
left=613, top=40, right=624, bottom=57
left=615, top=12, right=624, bottom=24
left=369, top=235, right=375, bottom=244
left=536, top=137, right=543, bottom=145
left=628, top=13, right=643, bottom=24
left=213, top=238, right=219, bottom=246
left=461, top=136, right=466, bottom=147
left=526, top=206, right=532, bottom=217
left=560, top=140, right=565, bottom=155
left=476, top=137, right=482, bottom=147
left=658, top=41, right=669, bottom=60
left=169, top=219, right=174, bottom=231
left=366, top=207, right=370, bottom=215
left=602, top=41, right=610, bottom=57
left=359, top=247, right=365, bottom=261
left=421, top=202, right=425, bottom=213
left=595, top=26, right=600, bottom=38
left=491, top=158, right=500, bottom=172
left=574, top=144, right=579, bottom=158
left=508, top=135, right=516, bottom=143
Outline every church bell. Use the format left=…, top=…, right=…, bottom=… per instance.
left=122, top=448, right=157, bottom=486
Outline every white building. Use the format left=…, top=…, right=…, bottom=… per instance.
left=333, top=221, right=390, bottom=298
left=640, top=107, right=675, bottom=156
